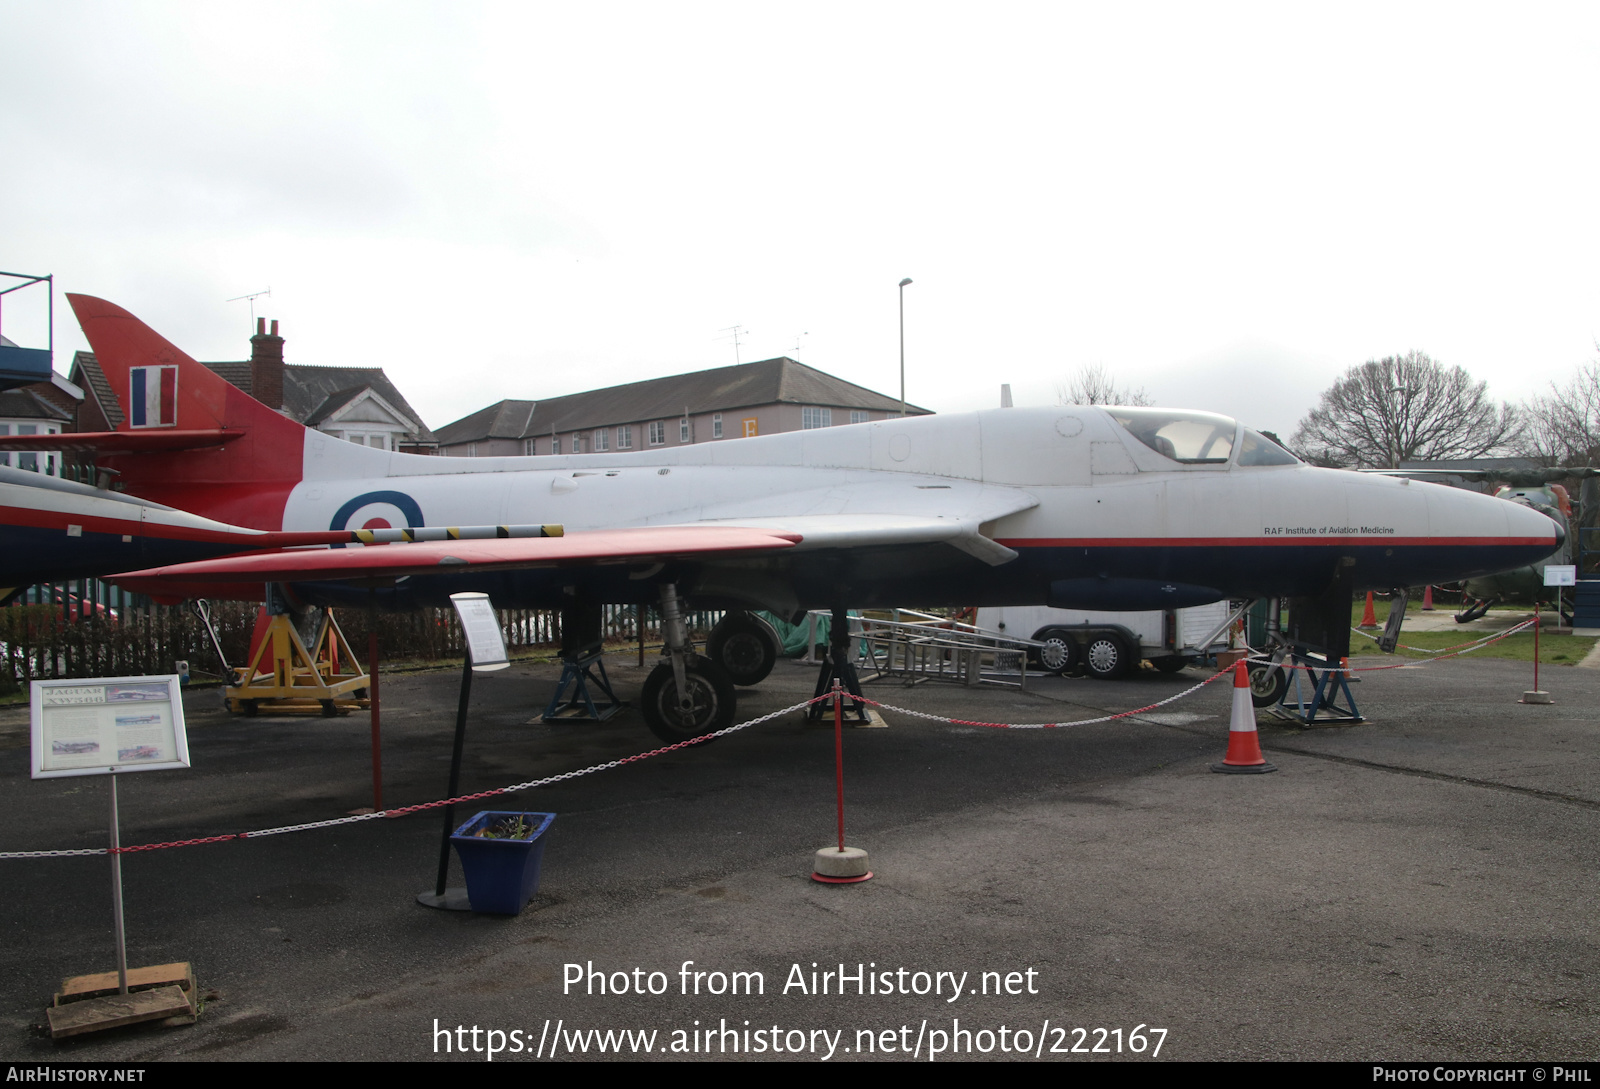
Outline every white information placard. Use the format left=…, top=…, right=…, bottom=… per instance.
left=30, top=675, right=191, bottom=779
left=1543, top=564, right=1577, bottom=587
left=450, top=592, right=509, bottom=672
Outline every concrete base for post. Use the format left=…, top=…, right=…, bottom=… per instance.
left=812, top=845, right=872, bottom=884
left=1519, top=691, right=1554, bottom=705
left=804, top=707, right=883, bottom=728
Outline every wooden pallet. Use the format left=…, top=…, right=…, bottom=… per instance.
left=46, top=962, right=197, bottom=1039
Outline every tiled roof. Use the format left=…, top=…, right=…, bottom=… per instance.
left=68, top=352, right=124, bottom=428
left=303, top=386, right=371, bottom=428
left=437, top=358, right=924, bottom=443
left=0, top=388, right=74, bottom=422
left=434, top=400, right=537, bottom=447
left=70, top=351, right=435, bottom=442
left=198, top=362, right=436, bottom=442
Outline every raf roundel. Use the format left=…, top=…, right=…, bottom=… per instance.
left=328, top=491, right=425, bottom=546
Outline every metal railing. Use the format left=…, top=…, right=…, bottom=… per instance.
left=0, top=585, right=722, bottom=690
left=800, top=608, right=1039, bottom=689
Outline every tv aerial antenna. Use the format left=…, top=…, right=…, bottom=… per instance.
left=715, top=325, right=747, bottom=365
left=226, top=288, right=272, bottom=329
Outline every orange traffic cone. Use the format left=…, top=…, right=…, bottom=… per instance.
left=1421, top=585, right=1435, bottom=611
left=1359, top=592, right=1378, bottom=628
left=1212, top=662, right=1278, bottom=774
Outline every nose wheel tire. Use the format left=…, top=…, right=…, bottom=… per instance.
left=1249, top=663, right=1289, bottom=707
left=641, top=655, right=737, bottom=743
left=1083, top=633, right=1133, bottom=679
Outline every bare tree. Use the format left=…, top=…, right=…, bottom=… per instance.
left=1056, top=363, right=1152, bottom=407
left=1291, top=351, right=1520, bottom=468
left=1520, top=357, right=1600, bottom=466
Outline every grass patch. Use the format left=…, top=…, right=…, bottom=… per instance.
left=1352, top=627, right=1594, bottom=664
left=1346, top=595, right=1590, bottom=663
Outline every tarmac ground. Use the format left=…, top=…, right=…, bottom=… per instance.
left=0, top=641, right=1596, bottom=1063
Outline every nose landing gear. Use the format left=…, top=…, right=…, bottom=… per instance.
left=639, top=583, right=737, bottom=743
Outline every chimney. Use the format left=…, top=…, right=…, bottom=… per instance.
left=250, top=317, right=285, bottom=410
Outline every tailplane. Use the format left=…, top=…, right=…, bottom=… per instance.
left=68, top=295, right=310, bottom=530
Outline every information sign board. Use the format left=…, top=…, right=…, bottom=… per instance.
left=30, top=676, right=190, bottom=779
left=1544, top=564, right=1577, bottom=587
left=450, top=592, right=509, bottom=671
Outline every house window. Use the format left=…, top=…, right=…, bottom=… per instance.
left=572, top=434, right=584, bottom=454
left=466, top=442, right=477, bottom=458
left=0, top=423, right=58, bottom=474
left=850, top=410, right=868, bottom=425
left=594, top=428, right=608, bottom=451
left=618, top=425, right=633, bottom=449
left=649, top=421, right=665, bottom=446
left=679, top=418, right=690, bottom=443
left=524, top=439, right=536, bottom=456
left=712, top=414, right=723, bottom=438
left=551, top=436, right=561, bottom=455
left=802, top=407, right=831, bottom=429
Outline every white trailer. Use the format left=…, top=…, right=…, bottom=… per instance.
left=976, top=601, right=1234, bottom=679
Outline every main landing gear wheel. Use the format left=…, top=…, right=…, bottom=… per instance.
left=1033, top=629, right=1077, bottom=675
left=1249, top=662, right=1289, bottom=708
left=1084, top=633, right=1133, bottom=680
left=641, top=654, right=736, bottom=743
left=707, top=611, right=779, bottom=687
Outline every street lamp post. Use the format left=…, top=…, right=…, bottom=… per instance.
left=1389, top=384, right=1416, bottom=469
left=898, top=278, right=912, bottom=416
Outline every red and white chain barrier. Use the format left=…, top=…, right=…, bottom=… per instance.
left=0, top=696, right=818, bottom=861
left=0, top=620, right=1555, bottom=861
left=846, top=669, right=1234, bottom=730
left=1241, top=618, right=1539, bottom=676
left=1348, top=617, right=1538, bottom=658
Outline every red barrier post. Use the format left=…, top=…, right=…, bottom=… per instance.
left=1520, top=611, right=1553, bottom=704
left=833, top=678, right=845, bottom=851
left=369, top=628, right=383, bottom=811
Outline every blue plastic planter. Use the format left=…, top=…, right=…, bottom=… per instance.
left=449, top=811, right=555, bottom=915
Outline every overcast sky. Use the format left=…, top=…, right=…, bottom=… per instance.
left=3, top=2, right=1598, bottom=441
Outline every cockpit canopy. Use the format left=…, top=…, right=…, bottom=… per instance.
left=1106, top=407, right=1299, bottom=467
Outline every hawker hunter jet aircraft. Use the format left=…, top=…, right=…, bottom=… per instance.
left=0, top=295, right=1564, bottom=740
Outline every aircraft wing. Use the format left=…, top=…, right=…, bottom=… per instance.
left=112, top=525, right=804, bottom=591
left=111, top=484, right=1037, bottom=594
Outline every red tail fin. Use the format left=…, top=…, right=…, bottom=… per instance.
left=68, top=295, right=306, bottom=530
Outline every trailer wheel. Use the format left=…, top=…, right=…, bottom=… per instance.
left=1084, top=633, right=1133, bottom=679
left=1034, top=629, right=1077, bottom=675
left=1152, top=655, right=1190, bottom=674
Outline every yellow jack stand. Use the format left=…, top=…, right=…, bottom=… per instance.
left=226, top=609, right=371, bottom=717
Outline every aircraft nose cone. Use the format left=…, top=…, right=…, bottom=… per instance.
left=1550, top=512, right=1567, bottom=548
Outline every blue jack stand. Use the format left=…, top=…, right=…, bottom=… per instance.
left=1273, top=650, right=1364, bottom=725
left=542, top=650, right=625, bottom=722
